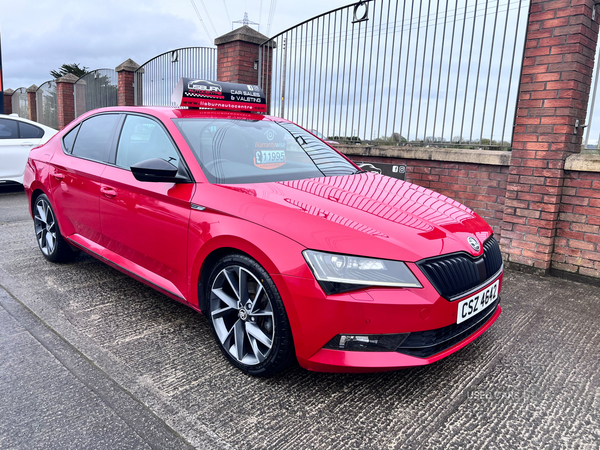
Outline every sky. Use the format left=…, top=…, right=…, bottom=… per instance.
left=0, top=0, right=350, bottom=90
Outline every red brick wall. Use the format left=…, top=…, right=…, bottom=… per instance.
left=3, top=94, right=11, bottom=115
left=554, top=170, right=600, bottom=277
left=118, top=70, right=135, bottom=106
left=346, top=155, right=509, bottom=236
left=217, top=41, right=260, bottom=85
left=57, top=82, right=75, bottom=130
left=27, top=91, right=37, bottom=122
left=502, top=0, right=599, bottom=273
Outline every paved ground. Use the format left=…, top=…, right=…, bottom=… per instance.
left=0, top=186, right=599, bottom=449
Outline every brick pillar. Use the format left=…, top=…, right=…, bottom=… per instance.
left=26, top=85, right=38, bottom=122
left=116, top=59, right=140, bottom=106
left=215, top=25, right=275, bottom=111
left=501, top=0, right=599, bottom=274
left=56, top=73, right=78, bottom=130
left=3, top=89, right=13, bottom=115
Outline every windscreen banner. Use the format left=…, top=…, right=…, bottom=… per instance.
left=172, top=78, right=266, bottom=112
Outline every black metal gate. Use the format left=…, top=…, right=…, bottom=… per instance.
left=259, top=0, right=530, bottom=148
left=134, top=47, right=217, bottom=106
left=74, top=69, right=118, bottom=118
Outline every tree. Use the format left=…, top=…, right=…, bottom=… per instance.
left=50, top=63, right=89, bottom=79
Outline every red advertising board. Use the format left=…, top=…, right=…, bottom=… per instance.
left=171, top=78, right=266, bottom=112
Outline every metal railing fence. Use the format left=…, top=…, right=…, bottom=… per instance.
left=35, top=81, right=58, bottom=129
left=134, top=47, right=217, bottom=106
left=11, top=88, right=28, bottom=119
left=259, top=0, right=530, bottom=148
left=74, top=69, right=118, bottom=117
left=584, top=36, right=600, bottom=153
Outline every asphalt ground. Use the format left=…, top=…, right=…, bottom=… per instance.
left=0, top=186, right=599, bottom=449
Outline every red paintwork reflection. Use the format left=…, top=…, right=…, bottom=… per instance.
left=217, top=172, right=490, bottom=261
left=280, top=173, right=474, bottom=231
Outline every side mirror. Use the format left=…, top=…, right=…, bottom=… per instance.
left=130, top=158, right=188, bottom=183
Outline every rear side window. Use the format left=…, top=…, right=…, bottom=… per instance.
left=62, top=124, right=80, bottom=154
left=0, top=118, right=18, bottom=139
left=18, top=122, right=44, bottom=138
left=71, top=114, right=120, bottom=163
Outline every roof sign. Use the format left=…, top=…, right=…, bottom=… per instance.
left=171, top=78, right=267, bottom=113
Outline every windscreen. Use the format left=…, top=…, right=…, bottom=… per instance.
left=173, top=118, right=358, bottom=184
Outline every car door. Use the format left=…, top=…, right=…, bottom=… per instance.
left=99, top=113, right=194, bottom=301
left=0, top=117, right=43, bottom=183
left=48, top=113, right=122, bottom=250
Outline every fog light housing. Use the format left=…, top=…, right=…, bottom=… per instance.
left=324, top=333, right=409, bottom=352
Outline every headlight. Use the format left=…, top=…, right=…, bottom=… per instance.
left=302, top=250, right=422, bottom=295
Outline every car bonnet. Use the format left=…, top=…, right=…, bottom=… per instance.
left=204, top=172, right=493, bottom=262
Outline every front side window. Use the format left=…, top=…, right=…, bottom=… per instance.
left=116, top=115, right=180, bottom=170
left=71, top=114, right=121, bottom=163
left=173, top=119, right=357, bottom=184
left=0, top=118, right=18, bottom=139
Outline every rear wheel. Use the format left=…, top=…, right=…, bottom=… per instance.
left=206, top=254, right=294, bottom=377
left=33, top=194, right=79, bottom=262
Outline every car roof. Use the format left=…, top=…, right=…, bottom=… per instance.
left=0, top=113, right=40, bottom=124
left=75, top=106, right=290, bottom=124
left=0, top=114, right=58, bottom=132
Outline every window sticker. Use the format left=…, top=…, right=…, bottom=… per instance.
left=254, top=148, right=286, bottom=169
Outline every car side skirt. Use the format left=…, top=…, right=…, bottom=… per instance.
left=66, top=235, right=198, bottom=311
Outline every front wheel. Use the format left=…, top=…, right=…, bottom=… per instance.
left=33, top=194, right=79, bottom=263
left=206, top=254, right=294, bottom=377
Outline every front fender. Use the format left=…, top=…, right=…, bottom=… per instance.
left=187, top=209, right=313, bottom=354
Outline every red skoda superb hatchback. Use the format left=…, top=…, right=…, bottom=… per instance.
left=24, top=81, right=503, bottom=376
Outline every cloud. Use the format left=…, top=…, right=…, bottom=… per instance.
left=0, top=0, right=349, bottom=89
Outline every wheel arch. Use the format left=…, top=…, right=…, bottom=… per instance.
left=28, top=182, right=49, bottom=218
left=197, top=246, right=245, bottom=314
left=194, top=235, right=290, bottom=312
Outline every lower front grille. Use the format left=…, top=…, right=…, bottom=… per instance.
left=396, top=297, right=500, bottom=358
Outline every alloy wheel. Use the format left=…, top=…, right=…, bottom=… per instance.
left=210, top=265, right=275, bottom=365
left=34, top=197, right=57, bottom=256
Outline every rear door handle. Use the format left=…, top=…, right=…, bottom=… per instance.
left=100, top=186, right=117, bottom=198
left=52, top=172, right=64, bottom=181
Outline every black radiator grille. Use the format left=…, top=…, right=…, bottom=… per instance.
left=417, top=236, right=503, bottom=301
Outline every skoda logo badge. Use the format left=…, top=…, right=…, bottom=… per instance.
left=468, top=236, right=481, bottom=252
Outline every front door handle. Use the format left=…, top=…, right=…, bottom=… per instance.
left=100, top=186, right=117, bottom=198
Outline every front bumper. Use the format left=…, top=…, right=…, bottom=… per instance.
left=274, top=267, right=503, bottom=373
left=305, top=302, right=501, bottom=373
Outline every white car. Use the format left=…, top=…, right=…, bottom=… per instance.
left=0, top=114, right=57, bottom=185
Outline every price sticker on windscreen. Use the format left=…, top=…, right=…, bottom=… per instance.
left=254, top=150, right=286, bottom=169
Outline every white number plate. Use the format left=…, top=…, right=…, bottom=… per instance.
left=456, top=279, right=499, bottom=324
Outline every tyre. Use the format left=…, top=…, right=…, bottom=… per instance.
left=33, top=194, right=79, bottom=263
left=206, top=254, right=295, bottom=377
